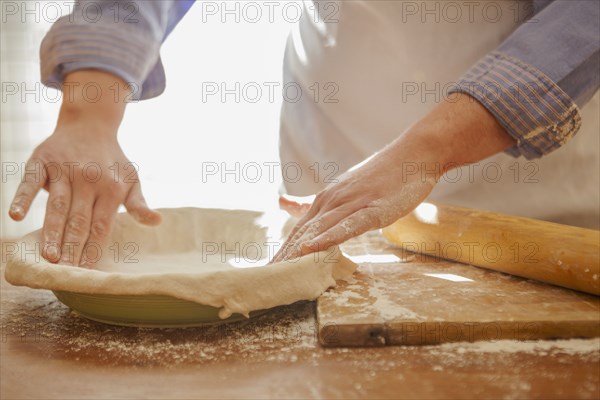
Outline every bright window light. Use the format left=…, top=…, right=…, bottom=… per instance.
left=228, top=258, right=269, bottom=268
left=414, top=203, right=439, bottom=224
left=424, top=273, right=474, bottom=282
left=346, top=254, right=401, bottom=264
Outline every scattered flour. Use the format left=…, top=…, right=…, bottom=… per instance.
left=437, top=338, right=600, bottom=355
left=2, top=283, right=599, bottom=399
left=369, top=288, right=422, bottom=320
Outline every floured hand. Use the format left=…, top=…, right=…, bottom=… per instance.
left=272, top=152, right=436, bottom=262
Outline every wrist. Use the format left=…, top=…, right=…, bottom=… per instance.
left=384, top=128, right=448, bottom=184
left=57, top=69, right=130, bottom=132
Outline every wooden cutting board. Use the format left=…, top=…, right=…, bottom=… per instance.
left=317, top=233, right=600, bottom=347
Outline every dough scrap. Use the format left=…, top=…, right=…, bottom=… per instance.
left=5, top=208, right=357, bottom=318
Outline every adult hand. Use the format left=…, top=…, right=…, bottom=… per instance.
left=273, top=94, right=516, bottom=262
left=272, top=153, right=436, bottom=262
left=8, top=70, right=160, bottom=267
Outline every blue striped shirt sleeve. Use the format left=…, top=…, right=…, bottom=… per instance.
left=40, top=0, right=195, bottom=100
left=449, top=0, right=599, bottom=159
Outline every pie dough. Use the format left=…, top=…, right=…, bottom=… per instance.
left=5, top=208, right=357, bottom=318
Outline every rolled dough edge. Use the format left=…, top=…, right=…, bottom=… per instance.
left=5, top=235, right=357, bottom=319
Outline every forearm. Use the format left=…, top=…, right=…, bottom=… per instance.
left=387, top=94, right=516, bottom=181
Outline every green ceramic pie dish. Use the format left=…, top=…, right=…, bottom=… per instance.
left=53, top=291, right=263, bottom=328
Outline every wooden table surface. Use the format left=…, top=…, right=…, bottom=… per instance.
left=1, top=234, right=599, bottom=400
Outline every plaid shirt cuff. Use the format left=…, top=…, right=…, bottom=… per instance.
left=40, top=16, right=164, bottom=101
left=448, top=51, right=582, bottom=159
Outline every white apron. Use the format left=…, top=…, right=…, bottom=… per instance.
left=279, top=0, right=599, bottom=229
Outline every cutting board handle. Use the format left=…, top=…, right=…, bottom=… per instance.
left=382, top=203, right=600, bottom=295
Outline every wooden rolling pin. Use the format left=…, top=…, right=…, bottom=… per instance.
left=382, top=203, right=600, bottom=295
